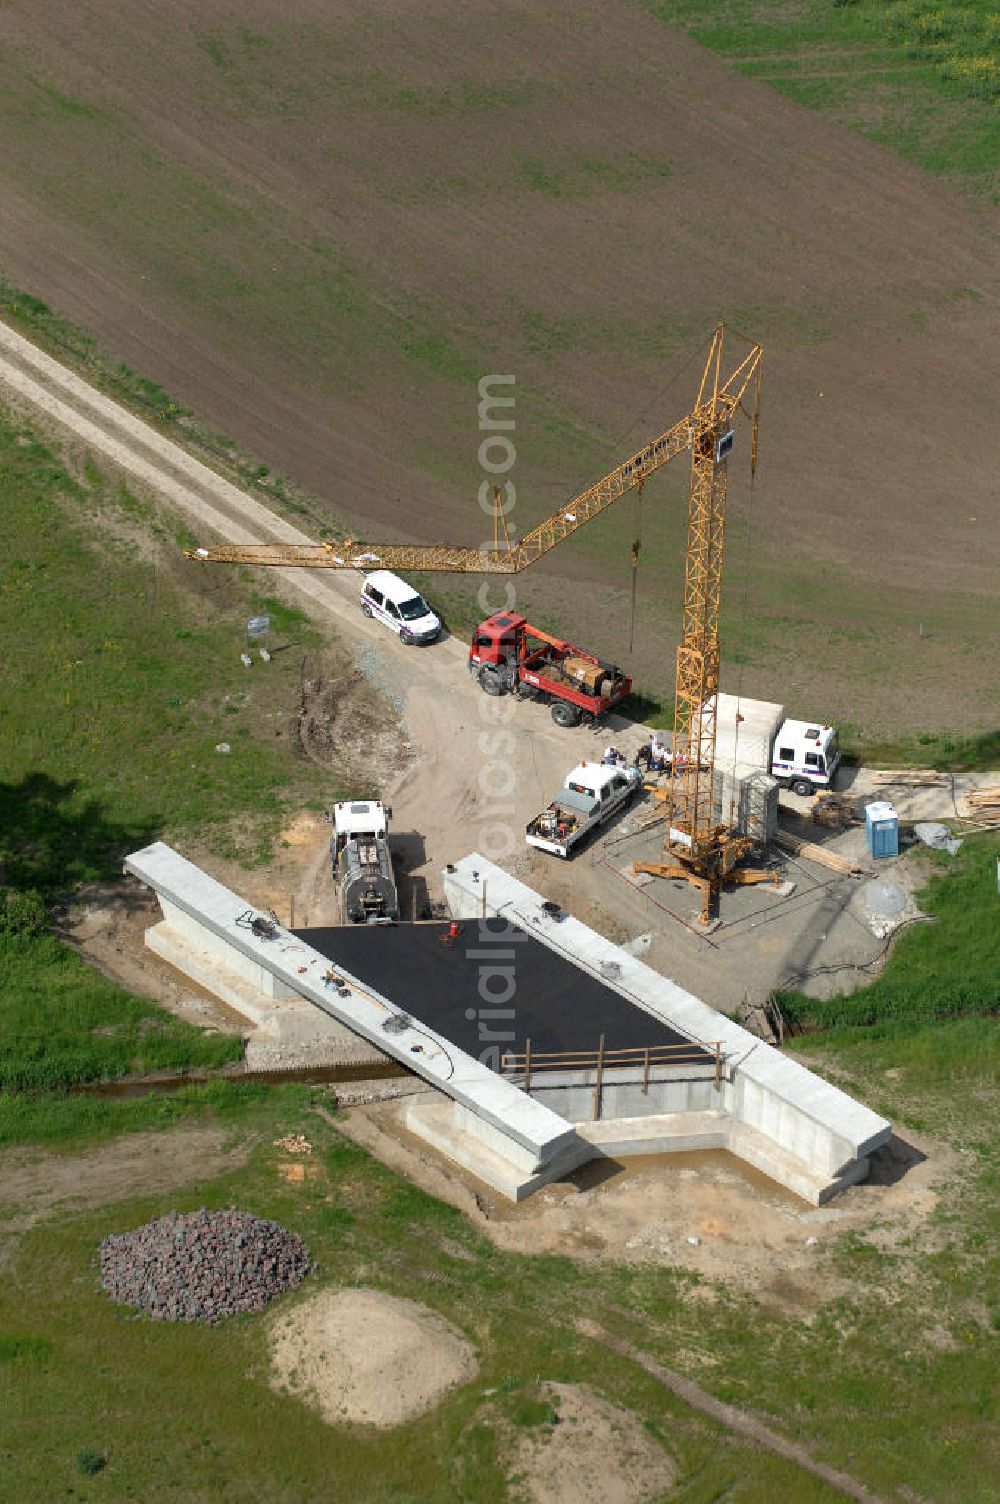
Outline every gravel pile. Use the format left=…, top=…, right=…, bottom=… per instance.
left=99, top=1207, right=309, bottom=1324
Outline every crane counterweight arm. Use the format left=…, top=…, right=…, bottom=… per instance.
left=185, top=331, right=761, bottom=577
left=186, top=540, right=520, bottom=573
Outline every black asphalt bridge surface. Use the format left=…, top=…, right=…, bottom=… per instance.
left=295, top=920, right=705, bottom=1061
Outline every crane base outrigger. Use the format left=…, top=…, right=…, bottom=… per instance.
left=634, top=780, right=779, bottom=924
left=633, top=832, right=779, bottom=928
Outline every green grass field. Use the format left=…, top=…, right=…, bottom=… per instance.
left=0, top=405, right=365, bottom=1141
left=0, top=929, right=241, bottom=1097
left=0, top=1077, right=268, bottom=1151
left=0, top=408, right=339, bottom=873
left=778, top=831, right=1000, bottom=1027
left=644, top=0, right=1000, bottom=198
left=2, top=1016, right=998, bottom=1501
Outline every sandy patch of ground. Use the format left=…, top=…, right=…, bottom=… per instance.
left=336, top=1099, right=955, bottom=1319
left=509, top=1383, right=675, bottom=1504
left=269, top=1286, right=478, bottom=1428
left=0, top=1123, right=253, bottom=1254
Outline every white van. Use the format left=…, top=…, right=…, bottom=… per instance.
left=359, top=570, right=441, bottom=646
left=770, top=719, right=840, bottom=795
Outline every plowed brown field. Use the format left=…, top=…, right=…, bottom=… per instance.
left=0, top=0, right=997, bottom=733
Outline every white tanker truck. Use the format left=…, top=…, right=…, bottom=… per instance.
left=331, top=800, right=399, bottom=925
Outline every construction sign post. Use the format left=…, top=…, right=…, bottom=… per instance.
left=244, top=614, right=271, bottom=665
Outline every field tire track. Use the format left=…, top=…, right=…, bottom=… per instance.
left=575, top=1319, right=887, bottom=1503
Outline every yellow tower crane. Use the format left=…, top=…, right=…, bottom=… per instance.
left=187, top=326, right=766, bottom=921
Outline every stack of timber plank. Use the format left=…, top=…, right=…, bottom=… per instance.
left=960, top=787, right=1000, bottom=828
left=869, top=769, right=949, bottom=788
left=811, top=792, right=860, bottom=828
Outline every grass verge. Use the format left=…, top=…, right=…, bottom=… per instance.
left=0, top=407, right=338, bottom=872
left=776, top=831, right=1000, bottom=1029
left=0, top=930, right=241, bottom=1095
left=643, top=0, right=1000, bottom=198
left=1, top=1063, right=998, bottom=1500
left=0, top=1079, right=267, bottom=1150
left=841, top=726, right=1000, bottom=773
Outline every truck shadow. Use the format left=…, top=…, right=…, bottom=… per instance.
left=391, top=830, right=434, bottom=920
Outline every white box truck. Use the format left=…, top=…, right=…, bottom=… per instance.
left=711, top=694, right=840, bottom=797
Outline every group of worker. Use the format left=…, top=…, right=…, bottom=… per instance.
left=602, top=733, right=687, bottom=775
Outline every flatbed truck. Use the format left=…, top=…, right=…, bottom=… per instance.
left=469, top=611, right=631, bottom=727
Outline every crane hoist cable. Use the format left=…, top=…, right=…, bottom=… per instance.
left=733, top=362, right=763, bottom=763
left=575, top=338, right=706, bottom=663
left=627, top=487, right=643, bottom=656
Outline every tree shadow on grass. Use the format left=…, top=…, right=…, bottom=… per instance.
left=0, top=773, right=159, bottom=897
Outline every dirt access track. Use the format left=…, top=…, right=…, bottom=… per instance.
left=0, top=0, right=997, bottom=732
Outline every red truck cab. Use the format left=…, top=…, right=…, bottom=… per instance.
left=469, top=612, right=526, bottom=671
left=468, top=612, right=631, bottom=728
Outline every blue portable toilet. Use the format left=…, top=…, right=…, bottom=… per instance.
left=865, top=800, right=899, bottom=860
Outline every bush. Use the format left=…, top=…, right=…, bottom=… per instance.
left=0, top=888, right=49, bottom=939
left=76, top=1448, right=107, bottom=1475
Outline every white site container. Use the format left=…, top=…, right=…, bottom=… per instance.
left=709, top=693, right=786, bottom=774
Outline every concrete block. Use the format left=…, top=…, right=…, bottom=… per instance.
left=444, top=855, right=892, bottom=1185
left=146, top=922, right=385, bottom=1059
left=128, top=843, right=890, bottom=1209
left=159, top=897, right=298, bottom=1000
left=580, top=1111, right=729, bottom=1158
left=146, top=923, right=268, bottom=1028
left=403, top=1098, right=589, bottom=1200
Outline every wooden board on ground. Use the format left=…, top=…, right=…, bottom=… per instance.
left=774, top=827, right=874, bottom=877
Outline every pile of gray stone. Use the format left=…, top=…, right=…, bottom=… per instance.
left=99, top=1207, right=309, bottom=1324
